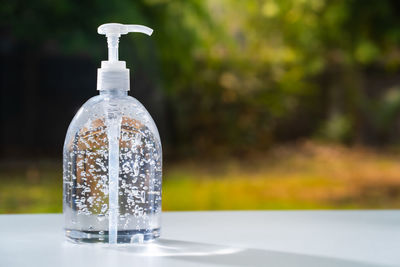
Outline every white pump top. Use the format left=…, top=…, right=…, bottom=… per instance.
left=97, top=23, right=153, bottom=91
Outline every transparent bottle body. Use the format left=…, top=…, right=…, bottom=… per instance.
left=63, top=89, right=162, bottom=243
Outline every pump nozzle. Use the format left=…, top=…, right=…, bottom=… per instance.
left=98, top=23, right=153, bottom=62
left=97, top=23, right=153, bottom=91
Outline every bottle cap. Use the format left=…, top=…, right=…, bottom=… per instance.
left=97, top=23, right=153, bottom=91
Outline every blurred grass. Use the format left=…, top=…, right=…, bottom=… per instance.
left=1, top=141, right=400, bottom=213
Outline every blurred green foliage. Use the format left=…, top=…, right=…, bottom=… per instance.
left=3, top=0, right=400, bottom=152
left=3, top=1, right=400, bottom=212
left=2, top=142, right=400, bottom=213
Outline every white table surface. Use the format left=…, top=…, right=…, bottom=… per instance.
left=0, top=211, right=398, bottom=267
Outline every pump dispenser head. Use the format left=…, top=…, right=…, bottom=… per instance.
left=97, top=23, right=153, bottom=91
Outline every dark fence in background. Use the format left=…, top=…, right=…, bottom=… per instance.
left=0, top=40, right=167, bottom=159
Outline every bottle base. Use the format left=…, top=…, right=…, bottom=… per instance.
left=65, top=228, right=160, bottom=244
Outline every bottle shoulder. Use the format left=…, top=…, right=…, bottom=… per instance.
left=74, top=95, right=152, bottom=121
left=64, top=94, right=160, bottom=149
left=81, top=95, right=147, bottom=112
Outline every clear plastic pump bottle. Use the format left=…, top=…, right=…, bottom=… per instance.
left=63, top=23, right=162, bottom=244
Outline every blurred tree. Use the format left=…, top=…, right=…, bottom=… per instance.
left=2, top=0, right=400, bottom=158
left=174, top=0, right=400, bottom=150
